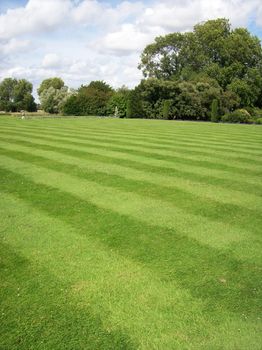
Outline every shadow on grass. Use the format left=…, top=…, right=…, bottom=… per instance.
left=0, top=168, right=261, bottom=319
left=0, top=242, right=136, bottom=350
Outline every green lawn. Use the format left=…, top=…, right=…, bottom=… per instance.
left=0, top=116, right=261, bottom=349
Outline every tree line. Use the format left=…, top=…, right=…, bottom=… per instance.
left=0, top=18, right=262, bottom=124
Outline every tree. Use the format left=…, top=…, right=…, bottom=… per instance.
left=107, top=92, right=129, bottom=118
left=126, top=90, right=143, bottom=118
left=162, top=100, right=172, bottom=120
left=211, top=99, right=219, bottom=122
left=38, top=78, right=69, bottom=114
left=40, top=86, right=69, bottom=114
left=37, top=77, right=64, bottom=96
left=62, top=94, right=81, bottom=115
left=86, top=80, right=113, bottom=93
left=72, top=81, right=114, bottom=116
left=0, top=78, right=36, bottom=112
left=139, top=18, right=262, bottom=86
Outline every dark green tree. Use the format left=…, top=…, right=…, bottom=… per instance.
left=211, top=99, right=219, bottom=122
left=0, top=78, right=36, bottom=112
left=126, top=90, right=143, bottom=118
left=37, top=77, right=65, bottom=96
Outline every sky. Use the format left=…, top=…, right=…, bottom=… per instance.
left=0, top=0, right=262, bottom=98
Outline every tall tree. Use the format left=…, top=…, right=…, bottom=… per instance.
left=37, top=77, right=65, bottom=96
left=0, top=78, right=36, bottom=112
left=139, top=18, right=262, bottom=86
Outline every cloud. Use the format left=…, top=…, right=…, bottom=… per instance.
left=42, top=53, right=62, bottom=68
left=0, top=38, right=31, bottom=55
left=0, top=0, right=261, bottom=93
left=96, top=23, right=165, bottom=55
left=0, top=0, right=72, bottom=39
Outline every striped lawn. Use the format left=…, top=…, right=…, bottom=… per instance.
left=0, top=116, right=262, bottom=349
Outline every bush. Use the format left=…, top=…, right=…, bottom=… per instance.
left=63, top=95, right=80, bottom=115
left=126, top=90, right=143, bottom=118
left=255, top=117, right=262, bottom=124
left=211, top=99, right=219, bottom=122
left=221, top=109, right=253, bottom=123
left=107, top=93, right=128, bottom=118
left=162, top=100, right=172, bottom=120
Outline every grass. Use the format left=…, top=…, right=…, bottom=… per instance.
left=0, top=116, right=261, bottom=349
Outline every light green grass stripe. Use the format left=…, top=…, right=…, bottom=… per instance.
left=0, top=155, right=256, bottom=251
left=28, top=118, right=262, bottom=145
left=0, top=140, right=261, bottom=212
left=2, top=124, right=262, bottom=167
left=2, top=133, right=261, bottom=186
left=2, top=123, right=262, bottom=151
left=12, top=116, right=262, bottom=143
left=2, top=124, right=262, bottom=160
left=3, top=118, right=262, bottom=147
left=3, top=193, right=260, bottom=350
left=2, top=127, right=261, bottom=174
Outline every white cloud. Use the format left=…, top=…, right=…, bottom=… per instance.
left=0, top=38, right=31, bottom=55
left=96, top=23, right=165, bottom=55
left=42, top=53, right=61, bottom=68
left=0, top=0, right=72, bottom=39
left=0, top=0, right=261, bottom=93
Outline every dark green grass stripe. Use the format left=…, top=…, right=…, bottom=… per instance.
left=2, top=140, right=260, bottom=210
left=0, top=242, right=136, bottom=350
left=2, top=121, right=261, bottom=160
left=2, top=124, right=261, bottom=167
left=1, top=146, right=261, bottom=235
left=1, top=137, right=261, bottom=196
left=11, top=117, right=262, bottom=144
left=2, top=126, right=262, bottom=173
left=32, top=120, right=262, bottom=145
left=2, top=122, right=262, bottom=159
left=1, top=167, right=261, bottom=318
left=3, top=119, right=262, bottom=149
left=3, top=122, right=262, bottom=154
left=1, top=130, right=262, bottom=179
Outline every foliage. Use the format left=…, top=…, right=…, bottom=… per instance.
left=221, top=109, right=252, bottom=124
left=37, top=77, right=65, bottom=96
left=40, top=86, right=70, bottom=114
left=126, top=90, right=143, bottom=118
left=107, top=91, right=128, bottom=118
left=255, top=117, right=262, bottom=124
left=86, top=80, right=114, bottom=93
left=139, top=19, right=262, bottom=84
left=162, top=100, right=172, bottom=120
left=211, top=99, right=219, bottom=122
left=62, top=94, right=80, bottom=116
left=0, top=78, right=36, bottom=112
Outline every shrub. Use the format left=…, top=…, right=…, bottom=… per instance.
left=221, top=109, right=253, bottom=123
left=255, top=117, right=262, bottom=124
left=126, top=90, right=143, bottom=118
left=162, top=100, right=172, bottom=120
left=211, top=99, right=219, bottom=122
left=107, top=93, right=128, bottom=118
left=62, top=95, right=80, bottom=115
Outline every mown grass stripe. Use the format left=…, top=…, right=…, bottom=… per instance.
left=13, top=117, right=262, bottom=145
left=2, top=127, right=262, bottom=175
left=1, top=144, right=261, bottom=237
left=2, top=120, right=261, bottom=159
left=3, top=119, right=261, bottom=151
left=1, top=171, right=261, bottom=319
left=2, top=124, right=262, bottom=168
left=1, top=140, right=260, bottom=211
left=1, top=135, right=261, bottom=197
left=0, top=154, right=258, bottom=253
left=1, top=132, right=261, bottom=188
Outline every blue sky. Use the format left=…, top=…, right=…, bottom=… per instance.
left=0, top=0, right=261, bottom=97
